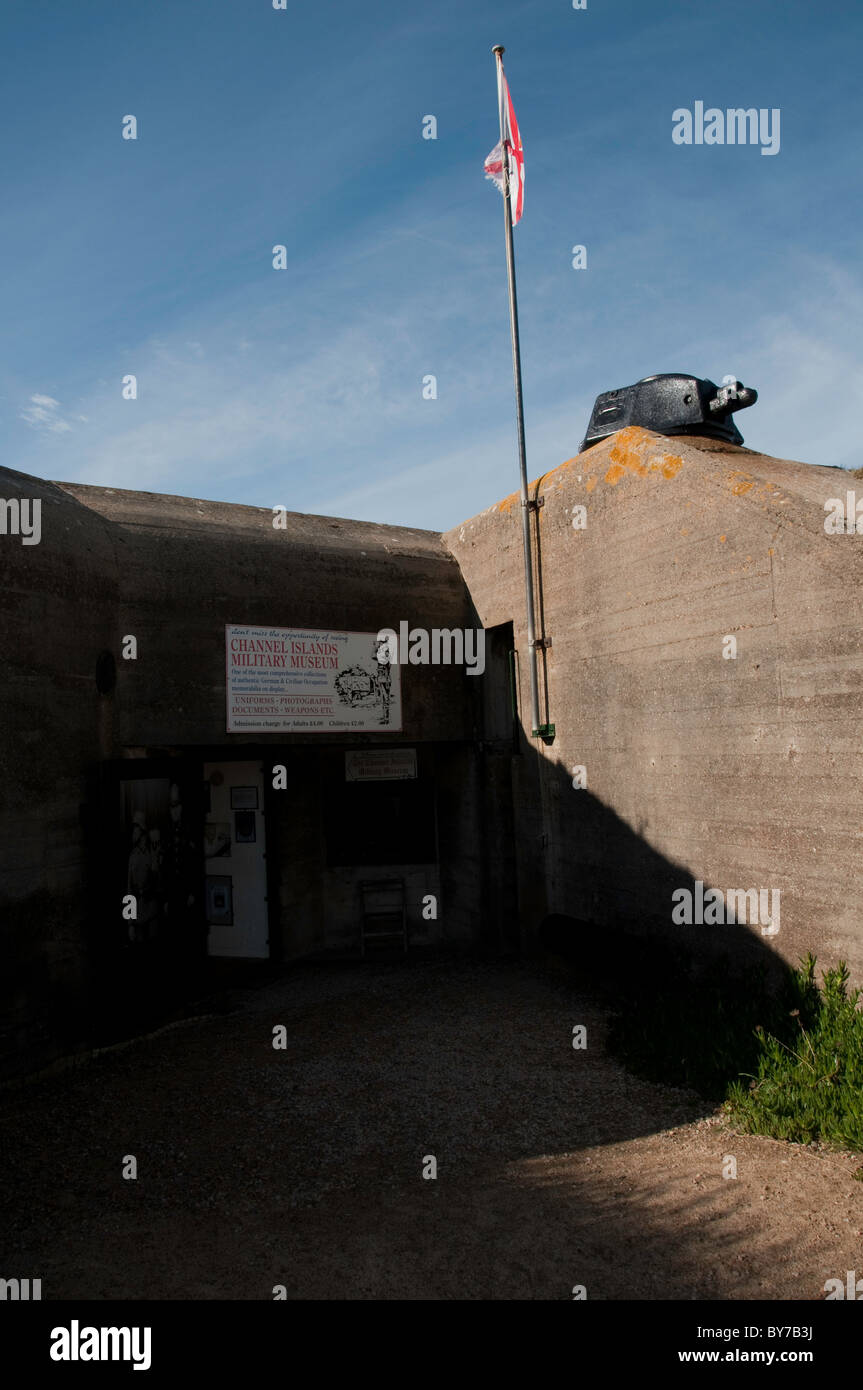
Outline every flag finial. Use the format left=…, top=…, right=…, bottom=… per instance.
left=492, top=45, right=505, bottom=56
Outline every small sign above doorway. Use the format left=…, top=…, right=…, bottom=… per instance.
left=345, top=749, right=417, bottom=782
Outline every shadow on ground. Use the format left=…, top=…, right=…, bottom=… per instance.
left=0, top=736, right=851, bottom=1299
left=2, top=950, right=858, bottom=1300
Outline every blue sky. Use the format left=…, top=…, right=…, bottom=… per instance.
left=1, top=0, right=860, bottom=530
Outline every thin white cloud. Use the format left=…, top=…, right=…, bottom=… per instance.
left=11, top=175, right=863, bottom=529
left=19, top=393, right=74, bottom=434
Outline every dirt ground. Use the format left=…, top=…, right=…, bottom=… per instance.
left=1, top=957, right=861, bottom=1300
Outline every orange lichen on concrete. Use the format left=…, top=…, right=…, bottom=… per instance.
left=497, top=452, right=585, bottom=515
left=530, top=455, right=581, bottom=494
left=728, top=472, right=756, bottom=496
left=497, top=490, right=521, bottom=516
left=602, top=427, right=684, bottom=486
left=538, top=455, right=580, bottom=487
left=494, top=429, right=683, bottom=513
left=727, top=474, right=792, bottom=509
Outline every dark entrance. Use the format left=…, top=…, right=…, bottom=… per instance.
left=87, top=758, right=206, bottom=1041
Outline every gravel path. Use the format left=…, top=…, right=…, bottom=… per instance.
left=1, top=958, right=860, bottom=1299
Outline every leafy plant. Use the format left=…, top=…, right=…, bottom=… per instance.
left=725, top=959, right=863, bottom=1149
left=607, top=950, right=863, bottom=1148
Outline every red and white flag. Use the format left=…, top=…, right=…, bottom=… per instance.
left=484, top=69, right=524, bottom=224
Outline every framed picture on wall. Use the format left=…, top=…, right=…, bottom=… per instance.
left=204, top=823, right=231, bottom=858
left=234, top=810, right=256, bottom=844
left=230, top=786, right=258, bottom=810
left=205, top=875, right=233, bottom=926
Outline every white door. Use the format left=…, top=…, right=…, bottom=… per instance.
left=203, top=761, right=269, bottom=959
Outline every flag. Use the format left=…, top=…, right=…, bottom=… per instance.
left=484, top=69, right=524, bottom=224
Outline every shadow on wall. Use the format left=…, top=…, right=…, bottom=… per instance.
left=529, top=752, right=797, bottom=1099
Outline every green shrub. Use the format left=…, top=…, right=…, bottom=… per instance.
left=607, top=951, right=863, bottom=1148
left=724, top=957, right=863, bottom=1149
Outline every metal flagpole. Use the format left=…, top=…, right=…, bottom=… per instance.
left=491, top=45, right=548, bottom=741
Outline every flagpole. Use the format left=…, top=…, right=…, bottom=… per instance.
left=492, top=44, right=545, bottom=740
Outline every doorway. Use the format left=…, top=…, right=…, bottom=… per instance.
left=203, top=760, right=269, bottom=959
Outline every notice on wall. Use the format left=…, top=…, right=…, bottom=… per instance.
left=345, top=749, right=417, bottom=782
left=226, top=625, right=402, bottom=733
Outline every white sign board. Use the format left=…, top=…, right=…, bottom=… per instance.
left=226, top=625, right=402, bottom=732
left=345, top=749, right=417, bottom=782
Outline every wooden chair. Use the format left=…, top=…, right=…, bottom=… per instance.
left=358, top=878, right=407, bottom=957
